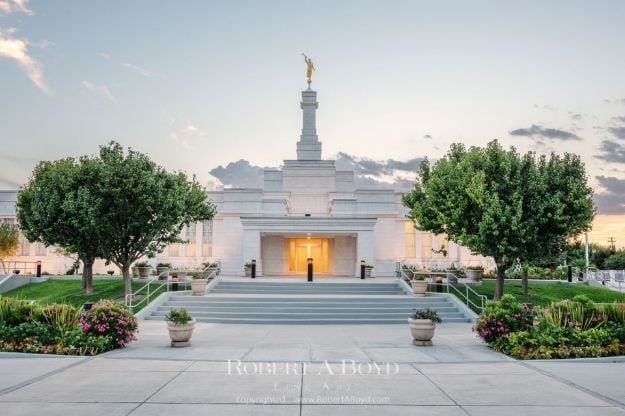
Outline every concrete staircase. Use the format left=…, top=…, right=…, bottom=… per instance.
left=144, top=280, right=473, bottom=324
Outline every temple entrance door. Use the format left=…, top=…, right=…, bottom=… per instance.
left=288, top=238, right=329, bottom=273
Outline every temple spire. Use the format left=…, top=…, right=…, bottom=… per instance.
left=296, top=89, right=322, bottom=160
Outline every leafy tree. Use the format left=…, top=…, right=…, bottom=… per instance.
left=403, top=140, right=594, bottom=299
left=95, top=142, right=216, bottom=295
left=0, top=223, right=19, bottom=273
left=17, top=157, right=105, bottom=294
left=604, top=251, right=625, bottom=270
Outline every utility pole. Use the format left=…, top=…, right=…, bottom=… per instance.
left=608, top=237, right=616, bottom=252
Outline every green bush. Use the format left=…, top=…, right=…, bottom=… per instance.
left=79, top=300, right=138, bottom=347
left=476, top=294, right=625, bottom=359
left=165, top=308, right=192, bottom=324
left=473, top=295, right=532, bottom=343
left=604, top=251, right=625, bottom=270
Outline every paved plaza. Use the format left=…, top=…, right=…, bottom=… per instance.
left=1, top=321, right=624, bottom=415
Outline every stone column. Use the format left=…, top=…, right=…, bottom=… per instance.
left=296, top=89, right=322, bottom=160
left=356, top=230, right=374, bottom=277
left=242, top=229, right=262, bottom=276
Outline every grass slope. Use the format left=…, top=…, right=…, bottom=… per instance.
left=2, top=279, right=146, bottom=308
left=472, top=280, right=625, bottom=306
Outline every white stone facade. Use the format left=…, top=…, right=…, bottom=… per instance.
left=0, top=87, right=491, bottom=276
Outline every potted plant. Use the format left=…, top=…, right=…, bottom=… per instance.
left=411, top=273, right=429, bottom=296
left=135, top=261, right=152, bottom=278
left=131, top=265, right=140, bottom=278
left=190, top=273, right=208, bottom=295
left=465, top=265, right=484, bottom=282
left=165, top=308, right=195, bottom=347
left=156, top=262, right=171, bottom=279
left=244, top=262, right=252, bottom=277
left=408, top=308, right=441, bottom=346
left=363, top=264, right=374, bottom=278
left=202, top=262, right=219, bottom=279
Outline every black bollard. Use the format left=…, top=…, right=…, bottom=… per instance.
left=251, top=259, right=256, bottom=279
left=307, top=258, right=313, bottom=282
left=36, top=261, right=42, bottom=277
left=360, top=260, right=365, bottom=280
left=436, top=276, right=443, bottom=293
left=567, top=265, right=572, bottom=283
left=172, top=275, right=179, bottom=292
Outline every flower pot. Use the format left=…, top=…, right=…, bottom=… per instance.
left=364, top=268, right=372, bottom=278
left=167, top=319, right=196, bottom=347
left=190, top=279, right=208, bottom=295
left=156, top=267, right=170, bottom=279
left=466, top=269, right=484, bottom=282
left=408, top=318, right=436, bottom=346
left=411, top=280, right=428, bottom=296
left=244, top=267, right=251, bottom=277
left=203, top=267, right=218, bottom=279
left=131, top=267, right=140, bottom=278
left=446, top=270, right=459, bottom=284
left=138, top=267, right=151, bottom=278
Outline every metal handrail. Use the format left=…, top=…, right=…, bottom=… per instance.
left=397, top=262, right=486, bottom=311
left=125, top=270, right=171, bottom=310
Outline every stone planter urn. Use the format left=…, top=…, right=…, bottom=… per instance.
left=167, top=319, right=196, bottom=347
left=465, top=269, right=484, bottom=282
left=446, top=270, right=459, bottom=284
left=138, top=267, right=151, bottom=278
left=131, top=267, right=140, bottom=278
left=411, top=280, right=428, bottom=296
left=190, top=279, right=208, bottom=296
left=408, top=318, right=436, bottom=346
left=364, top=267, right=373, bottom=278
left=156, top=267, right=170, bottom=279
left=244, top=266, right=251, bottom=277
left=203, top=267, right=218, bottom=279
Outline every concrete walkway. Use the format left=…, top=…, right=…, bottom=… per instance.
left=1, top=322, right=624, bottom=415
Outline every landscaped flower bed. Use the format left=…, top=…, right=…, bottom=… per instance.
left=474, top=294, right=625, bottom=359
left=0, top=297, right=138, bottom=355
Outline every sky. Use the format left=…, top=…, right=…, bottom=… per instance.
left=1, top=0, right=625, bottom=246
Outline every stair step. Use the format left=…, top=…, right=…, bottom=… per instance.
left=145, top=316, right=471, bottom=324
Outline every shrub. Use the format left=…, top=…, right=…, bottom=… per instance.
left=473, top=294, right=532, bottom=343
left=535, top=297, right=606, bottom=331
left=156, top=262, right=171, bottom=268
left=41, top=304, right=80, bottom=340
left=165, top=308, right=192, bottom=324
left=79, top=300, right=138, bottom=347
left=0, top=298, right=40, bottom=325
left=135, top=261, right=150, bottom=268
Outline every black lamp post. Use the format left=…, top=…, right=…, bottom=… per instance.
left=307, top=258, right=313, bottom=282
left=36, top=260, right=42, bottom=277
left=171, top=274, right=179, bottom=291
left=360, top=260, right=365, bottom=280
left=251, top=259, right=256, bottom=279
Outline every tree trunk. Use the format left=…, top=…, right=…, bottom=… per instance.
left=495, top=265, right=506, bottom=300
left=82, top=257, right=94, bottom=295
left=549, top=265, right=556, bottom=280
left=522, top=266, right=529, bottom=296
left=123, top=264, right=132, bottom=295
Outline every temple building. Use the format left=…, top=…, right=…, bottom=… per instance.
left=0, top=87, right=489, bottom=276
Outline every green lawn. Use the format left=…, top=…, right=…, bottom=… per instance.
left=1, top=279, right=153, bottom=310
left=471, top=280, right=625, bottom=307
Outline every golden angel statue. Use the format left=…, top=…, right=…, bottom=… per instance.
left=302, top=53, right=315, bottom=87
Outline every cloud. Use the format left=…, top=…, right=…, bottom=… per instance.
left=98, top=51, right=111, bottom=60
left=208, top=153, right=422, bottom=191
left=611, top=116, right=625, bottom=123
left=594, top=176, right=625, bottom=215
left=335, top=152, right=424, bottom=177
left=0, top=0, right=32, bottom=15
left=0, top=27, right=50, bottom=93
left=209, top=160, right=267, bottom=188
left=608, top=126, right=625, bottom=140
left=595, top=140, right=625, bottom=164
left=82, top=80, right=116, bottom=103
left=168, top=124, right=204, bottom=149
left=121, top=62, right=158, bottom=78
left=423, top=134, right=432, bottom=139
left=509, top=124, right=581, bottom=141
left=568, top=112, right=583, bottom=121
